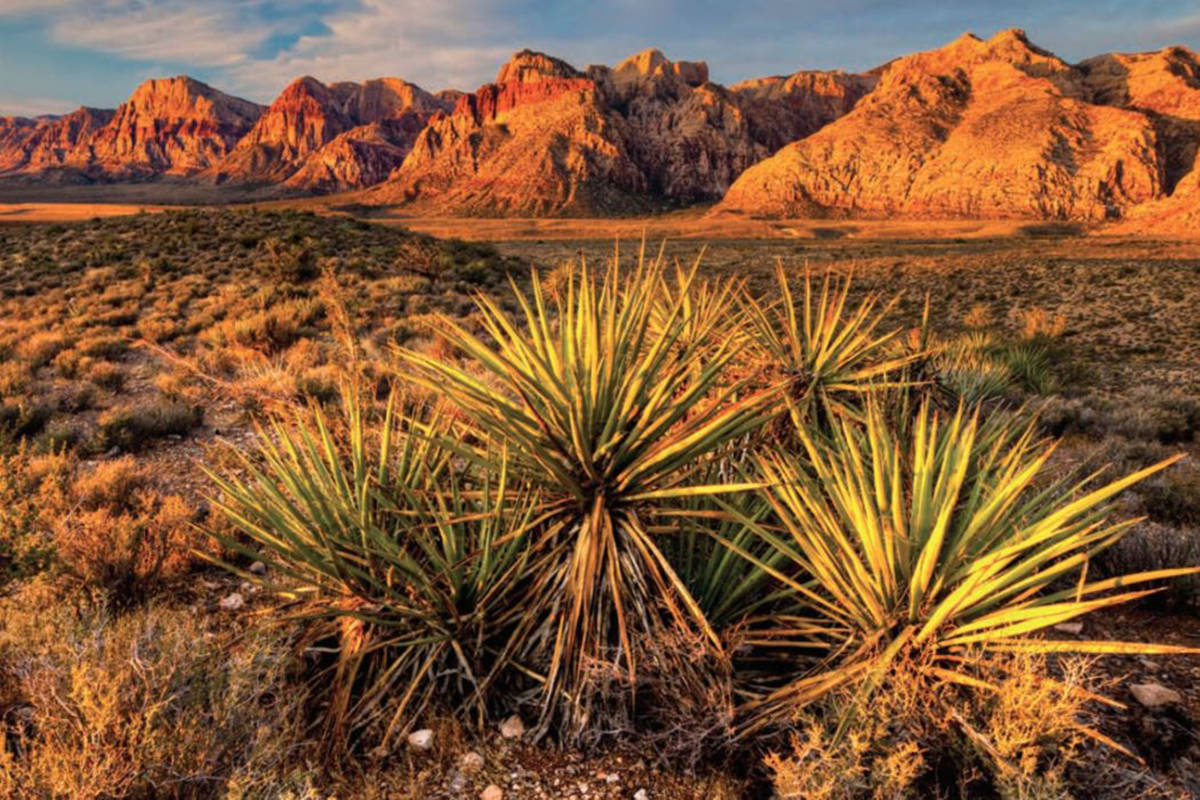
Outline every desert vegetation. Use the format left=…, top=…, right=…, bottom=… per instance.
left=1, top=213, right=1199, bottom=798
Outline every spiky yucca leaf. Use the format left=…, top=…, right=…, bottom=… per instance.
left=725, top=400, right=1197, bottom=733
left=742, top=263, right=918, bottom=430
left=397, top=252, right=777, bottom=737
left=206, top=389, right=538, bottom=749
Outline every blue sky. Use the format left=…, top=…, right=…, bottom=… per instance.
left=1, top=0, right=1198, bottom=116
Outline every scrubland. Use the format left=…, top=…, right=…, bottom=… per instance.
left=1, top=210, right=1198, bottom=799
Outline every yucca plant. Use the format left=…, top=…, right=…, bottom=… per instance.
left=397, top=253, right=777, bottom=737
left=651, top=255, right=749, bottom=380
left=723, top=400, right=1198, bottom=735
left=742, top=263, right=918, bottom=432
left=206, top=387, right=538, bottom=750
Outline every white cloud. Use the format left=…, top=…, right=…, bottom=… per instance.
left=46, top=0, right=275, bottom=66
left=0, top=92, right=74, bottom=117
left=218, top=0, right=517, bottom=96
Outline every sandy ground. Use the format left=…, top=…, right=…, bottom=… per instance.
left=0, top=202, right=171, bottom=222
left=4, top=199, right=1200, bottom=245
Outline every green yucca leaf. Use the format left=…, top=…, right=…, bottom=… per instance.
left=396, top=251, right=778, bottom=738
left=741, top=262, right=919, bottom=430
left=729, top=399, right=1198, bottom=734
left=205, top=386, right=539, bottom=749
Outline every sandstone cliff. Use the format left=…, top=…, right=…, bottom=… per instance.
left=210, top=75, right=454, bottom=190
left=364, top=47, right=868, bottom=215
left=717, top=30, right=1167, bottom=221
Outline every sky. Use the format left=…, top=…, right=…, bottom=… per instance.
left=1, top=0, right=1199, bottom=116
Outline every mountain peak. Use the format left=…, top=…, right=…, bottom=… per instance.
left=613, top=47, right=709, bottom=86
left=495, top=50, right=581, bottom=84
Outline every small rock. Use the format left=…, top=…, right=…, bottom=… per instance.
left=1053, top=621, right=1083, bottom=635
left=218, top=592, right=244, bottom=611
left=448, top=771, right=468, bottom=793
left=104, top=446, right=121, bottom=458
left=460, top=751, right=485, bottom=773
left=407, top=728, right=434, bottom=750
left=634, top=791, right=649, bottom=800
left=1138, top=657, right=1161, bottom=672
left=249, top=561, right=267, bottom=576
left=499, top=714, right=526, bottom=739
left=1131, top=683, right=1183, bottom=708
left=604, top=773, right=620, bottom=784
left=481, top=786, right=503, bottom=800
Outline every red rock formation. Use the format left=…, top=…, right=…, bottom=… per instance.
left=211, top=75, right=454, bottom=191
left=368, top=50, right=648, bottom=215
left=284, top=115, right=430, bottom=193
left=0, top=107, right=116, bottom=178
left=87, top=76, right=262, bottom=177
left=366, top=47, right=866, bottom=214
left=718, top=30, right=1165, bottom=221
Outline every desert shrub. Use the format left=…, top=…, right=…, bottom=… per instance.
left=72, top=456, right=149, bottom=511
left=86, top=360, right=126, bottom=391
left=96, top=400, right=202, bottom=452
left=0, top=595, right=294, bottom=798
left=15, top=331, right=71, bottom=367
left=258, top=236, right=319, bottom=283
left=0, top=399, right=52, bottom=439
left=766, top=652, right=1094, bottom=799
left=0, top=360, right=32, bottom=394
left=0, top=444, right=71, bottom=587
left=216, top=299, right=325, bottom=353
left=1092, top=524, right=1200, bottom=611
left=54, top=489, right=195, bottom=603
left=76, top=333, right=128, bottom=359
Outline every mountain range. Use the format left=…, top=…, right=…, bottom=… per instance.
left=2, top=29, right=1199, bottom=232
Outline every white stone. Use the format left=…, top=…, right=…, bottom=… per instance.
left=407, top=728, right=434, bottom=750
left=1053, top=621, right=1083, bottom=635
left=1130, top=682, right=1183, bottom=708
left=218, top=593, right=244, bottom=611
left=499, top=714, right=526, bottom=739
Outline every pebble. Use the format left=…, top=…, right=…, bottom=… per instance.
left=499, top=714, right=526, bottom=739
left=634, top=790, right=649, bottom=800
left=481, top=786, right=503, bottom=800
left=218, top=592, right=244, bottom=611
left=461, top=751, right=485, bottom=773
left=249, top=560, right=267, bottom=576
left=1053, top=621, right=1083, bottom=635
left=1130, top=682, right=1183, bottom=708
left=407, top=728, right=434, bottom=750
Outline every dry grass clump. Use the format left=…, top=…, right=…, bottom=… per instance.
left=0, top=443, right=72, bottom=587
left=0, top=590, right=295, bottom=799
left=766, top=652, right=1095, bottom=799
left=96, top=400, right=202, bottom=452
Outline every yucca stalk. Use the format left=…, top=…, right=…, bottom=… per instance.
left=397, top=250, right=777, bottom=737
left=723, top=400, right=1198, bottom=734
left=742, top=262, right=919, bottom=431
left=205, top=387, right=538, bottom=750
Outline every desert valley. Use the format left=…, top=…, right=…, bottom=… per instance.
left=3, top=18, right=1200, bottom=800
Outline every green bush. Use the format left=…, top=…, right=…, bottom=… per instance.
left=96, top=401, right=201, bottom=452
